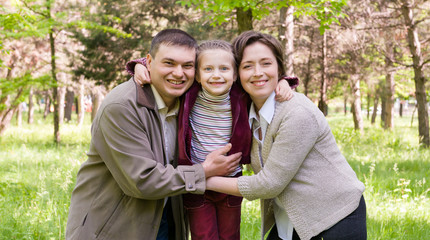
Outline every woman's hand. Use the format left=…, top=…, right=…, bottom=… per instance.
left=275, top=79, right=294, bottom=102
left=134, top=64, right=151, bottom=86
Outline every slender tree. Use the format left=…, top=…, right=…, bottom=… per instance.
left=399, top=0, right=429, bottom=147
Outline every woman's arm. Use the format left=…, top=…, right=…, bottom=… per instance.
left=206, top=176, right=242, bottom=197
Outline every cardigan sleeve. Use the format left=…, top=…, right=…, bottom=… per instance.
left=237, top=105, right=319, bottom=201
left=125, top=57, right=147, bottom=75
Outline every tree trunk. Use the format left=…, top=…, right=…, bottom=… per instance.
left=91, top=87, right=105, bottom=122
left=16, top=103, right=23, bottom=127
left=318, top=31, right=328, bottom=116
left=383, top=44, right=395, bottom=130
left=236, top=7, right=253, bottom=33
left=0, top=108, right=16, bottom=135
left=366, top=90, right=371, bottom=119
left=58, top=86, right=66, bottom=125
left=344, top=92, right=348, bottom=115
left=303, top=28, right=314, bottom=96
left=350, top=73, right=363, bottom=131
left=371, top=95, right=379, bottom=124
left=48, top=2, right=60, bottom=143
left=77, top=78, right=85, bottom=126
left=380, top=80, right=386, bottom=126
left=279, top=6, right=295, bottom=76
left=65, top=88, right=74, bottom=122
left=43, top=92, right=51, bottom=119
left=28, top=87, right=34, bottom=124
left=401, top=0, right=429, bottom=147
left=399, top=100, right=404, bottom=117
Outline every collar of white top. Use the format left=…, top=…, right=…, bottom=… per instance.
left=248, top=91, right=276, bottom=128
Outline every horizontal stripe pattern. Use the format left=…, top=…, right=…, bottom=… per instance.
left=190, top=89, right=241, bottom=175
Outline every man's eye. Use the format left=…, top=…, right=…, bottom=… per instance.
left=164, top=61, right=174, bottom=65
left=184, top=64, right=194, bottom=69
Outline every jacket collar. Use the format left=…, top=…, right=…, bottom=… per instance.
left=134, top=77, right=157, bottom=110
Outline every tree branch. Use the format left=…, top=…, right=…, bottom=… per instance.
left=20, top=0, right=49, bottom=18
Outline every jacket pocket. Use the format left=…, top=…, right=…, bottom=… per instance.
left=95, top=194, right=125, bottom=238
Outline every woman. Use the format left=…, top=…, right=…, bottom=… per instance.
left=206, top=31, right=367, bottom=240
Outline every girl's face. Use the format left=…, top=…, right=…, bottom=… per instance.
left=239, top=42, right=279, bottom=110
left=197, top=49, right=236, bottom=96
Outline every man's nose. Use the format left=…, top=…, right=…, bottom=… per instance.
left=172, top=65, right=184, bottom=78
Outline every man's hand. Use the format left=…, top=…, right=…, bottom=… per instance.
left=134, top=64, right=151, bottom=86
left=202, top=143, right=242, bottom=178
left=275, top=79, right=293, bottom=102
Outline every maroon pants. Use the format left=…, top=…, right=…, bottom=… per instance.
left=184, top=190, right=243, bottom=240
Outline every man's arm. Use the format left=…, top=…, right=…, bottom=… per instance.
left=94, top=97, right=241, bottom=200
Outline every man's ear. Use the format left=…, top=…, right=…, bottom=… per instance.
left=146, top=53, right=152, bottom=71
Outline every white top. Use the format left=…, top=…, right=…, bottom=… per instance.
left=248, top=91, right=293, bottom=240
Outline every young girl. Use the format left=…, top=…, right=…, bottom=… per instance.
left=127, top=40, right=298, bottom=240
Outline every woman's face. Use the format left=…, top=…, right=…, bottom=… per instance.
left=239, top=42, right=279, bottom=110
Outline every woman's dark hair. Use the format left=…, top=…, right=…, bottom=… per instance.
left=232, top=31, right=286, bottom=77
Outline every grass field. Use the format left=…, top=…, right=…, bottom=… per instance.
left=0, top=112, right=429, bottom=239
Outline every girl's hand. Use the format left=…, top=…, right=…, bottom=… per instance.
left=134, top=64, right=151, bottom=86
left=275, top=79, right=294, bottom=102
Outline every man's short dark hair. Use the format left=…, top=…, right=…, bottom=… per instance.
left=149, top=29, right=198, bottom=58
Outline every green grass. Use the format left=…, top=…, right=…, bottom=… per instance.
left=0, top=112, right=429, bottom=239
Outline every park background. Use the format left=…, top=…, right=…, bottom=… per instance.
left=1, top=0, right=429, bottom=239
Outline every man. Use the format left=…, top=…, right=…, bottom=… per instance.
left=66, top=29, right=242, bottom=240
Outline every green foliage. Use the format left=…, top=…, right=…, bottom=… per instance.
left=0, top=74, right=53, bottom=111
left=71, top=0, right=186, bottom=86
left=178, top=0, right=347, bottom=34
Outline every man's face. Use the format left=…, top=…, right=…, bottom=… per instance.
left=147, top=44, right=196, bottom=107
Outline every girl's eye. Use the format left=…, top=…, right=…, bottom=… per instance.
left=203, top=67, right=212, bottom=71
left=221, top=67, right=229, bottom=71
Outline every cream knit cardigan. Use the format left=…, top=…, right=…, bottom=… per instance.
left=237, top=92, right=365, bottom=240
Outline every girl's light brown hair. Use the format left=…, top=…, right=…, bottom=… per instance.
left=196, top=40, right=237, bottom=79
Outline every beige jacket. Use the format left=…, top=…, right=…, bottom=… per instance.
left=238, top=92, right=365, bottom=240
left=66, top=79, right=206, bottom=239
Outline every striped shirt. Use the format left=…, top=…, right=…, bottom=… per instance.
left=189, top=88, right=241, bottom=176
